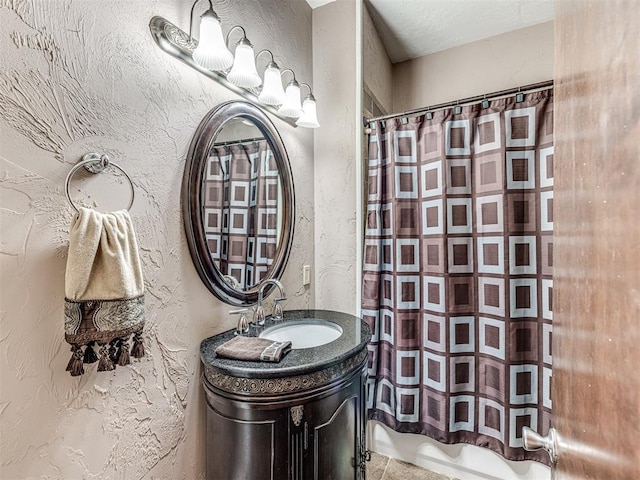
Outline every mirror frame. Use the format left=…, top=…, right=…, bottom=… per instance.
left=182, top=101, right=295, bottom=306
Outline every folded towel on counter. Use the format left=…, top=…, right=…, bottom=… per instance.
left=215, top=336, right=292, bottom=362
left=64, top=207, right=145, bottom=376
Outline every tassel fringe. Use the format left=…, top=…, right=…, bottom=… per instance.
left=117, top=339, right=131, bottom=366
left=131, top=333, right=145, bottom=359
left=83, top=341, right=98, bottom=364
left=66, top=345, right=84, bottom=377
left=97, top=344, right=115, bottom=372
left=66, top=332, right=143, bottom=376
left=109, top=339, right=120, bottom=364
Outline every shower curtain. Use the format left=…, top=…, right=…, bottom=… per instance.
left=204, top=139, right=279, bottom=290
left=363, top=89, right=554, bottom=464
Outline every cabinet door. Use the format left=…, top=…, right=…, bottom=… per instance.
left=205, top=391, right=291, bottom=480
left=313, top=395, right=358, bottom=480
left=299, top=369, right=365, bottom=480
left=207, top=406, right=277, bottom=480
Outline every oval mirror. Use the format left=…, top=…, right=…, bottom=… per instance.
left=182, top=101, right=295, bottom=305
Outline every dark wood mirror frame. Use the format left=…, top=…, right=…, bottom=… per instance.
left=182, top=101, right=295, bottom=306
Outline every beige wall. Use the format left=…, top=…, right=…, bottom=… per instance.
left=312, top=0, right=361, bottom=314
left=393, top=21, right=554, bottom=112
left=363, top=3, right=393, bottom=114
left=0, top=1, right=313, bottom=478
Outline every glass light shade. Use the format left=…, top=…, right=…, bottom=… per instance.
left=278, top=83, right=303, bottom=118
left=258, top=64, right=286, bottom=106
left=227, top=42, right=262, bottom=88
left=296, top=97, right=320, bottom=128
left=192, top=13, right=234, bottom=71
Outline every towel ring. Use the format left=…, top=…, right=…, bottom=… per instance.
left=65, top=153, right=135, bottom=213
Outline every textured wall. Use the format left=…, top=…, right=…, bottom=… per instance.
left=0, top=0, right=313, bottom=478
left=312, top=0, right=359, bottom=315
left=363, top=4, right=392, bottom=114
left=393, top=21, right=554, bottom=111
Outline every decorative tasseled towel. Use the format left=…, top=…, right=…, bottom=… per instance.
left=64, top=208, right=145, bottom=376
left=215, top=336, right=292, bottom=363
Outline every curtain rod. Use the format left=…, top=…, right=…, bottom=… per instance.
left=213, top=136, right=266, bottom=147
left=363, top=79, right=553, bottom=126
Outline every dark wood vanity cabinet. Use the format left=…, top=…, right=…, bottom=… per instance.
left=203, top=354, right=368, bottom=480
left=200, top=310, right=373, bottom=480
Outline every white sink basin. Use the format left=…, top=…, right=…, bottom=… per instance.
left=259, top=319, right=343, bottom=349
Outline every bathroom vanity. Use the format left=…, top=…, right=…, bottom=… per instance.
left=200, top=310, right=372, bottom=480
left=186, top=103, right=372, bottom=478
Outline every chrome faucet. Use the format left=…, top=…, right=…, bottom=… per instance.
left=222, top=274, right=241, bottom=291
left=253, top=279, right=286, bottom=326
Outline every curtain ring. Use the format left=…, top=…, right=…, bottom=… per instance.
left=65, top=153, right=135, bottom=213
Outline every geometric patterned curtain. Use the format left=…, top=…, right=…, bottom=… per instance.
left=362, top=89, right=554, bottom=464
left=203, top=139, right=279, bottom=290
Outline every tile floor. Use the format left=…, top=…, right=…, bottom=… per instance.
left=367, top=452, right=459, bottom=480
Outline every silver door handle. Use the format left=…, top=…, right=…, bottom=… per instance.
left=523, top=426, right=558, bottom=463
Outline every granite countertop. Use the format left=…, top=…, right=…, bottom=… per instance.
left=200, top=309, right=372, bottom=380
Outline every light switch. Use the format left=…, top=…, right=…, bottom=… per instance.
left=302, top=265, right=311, bottom=286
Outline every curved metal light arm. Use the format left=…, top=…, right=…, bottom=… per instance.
left=189, top=0, right=215, bottom=39
left=255, top=49, right=279, bottom=71
left=226, top=25, right=249, bottom=48
left=280, top=68, right=297, bottom=86
left=299, top=82, right=315, bottom=101
left=255, top=49, right=274, bottom=63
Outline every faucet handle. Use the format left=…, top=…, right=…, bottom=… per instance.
left=272, top=298, right=285, bottom=320
left=230, top=308, right=249, bottom=335
left=252, top=304, right=266, bottom=327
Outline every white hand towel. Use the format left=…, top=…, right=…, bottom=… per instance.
left=64, top=208, right=145, bottom=376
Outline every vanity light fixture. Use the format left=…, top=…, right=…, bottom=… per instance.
left=256, top=50, right=286, bottom=106
left=149, top=2, right=319, bottom=127
left=278, top=70, right=303, bottom=118
left=296, top=83, right=320, bottom=128
left=190, top=1, right=233, bottom=71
